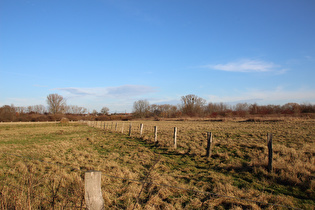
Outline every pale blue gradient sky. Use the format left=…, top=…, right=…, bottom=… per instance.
left=1, top=0, right=315, bottom=113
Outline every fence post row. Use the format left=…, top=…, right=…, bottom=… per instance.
left=267, top=133, right=273, bottom=173
left=86, top=122, right=274, bottom=174
left=206, top=132, right=213, bottom=159
left=85, top=171, right=104, bottom=210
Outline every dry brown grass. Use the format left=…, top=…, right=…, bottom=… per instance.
left=0, top=119, right=314, bottom=209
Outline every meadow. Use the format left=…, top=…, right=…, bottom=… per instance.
left=0, top=119, right=314, bottom=209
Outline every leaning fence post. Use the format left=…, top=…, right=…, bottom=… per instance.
left=140, top=124, right=144, bottom=138
left=85, top=171, right=104, bottom=210
left=174, top=127, right=177, bottom=149
left=206, top=132, right=213, bottom=159
left=267, top=133, right=273, bottom=173
left=154, top=126, right=158, bottom=142
left=129, top=123, right=132, bottom=137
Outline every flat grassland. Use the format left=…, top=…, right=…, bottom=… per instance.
left=0, top=119, right=314, bottom=209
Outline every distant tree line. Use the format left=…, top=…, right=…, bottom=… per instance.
left=0, top=94, right=115, bottom=122
left=1, top=93, right=314, bottom=122
left=132, top=94, right=315, bottom=118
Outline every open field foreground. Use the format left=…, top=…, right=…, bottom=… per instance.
left=0, top=119, right=314, bottom=209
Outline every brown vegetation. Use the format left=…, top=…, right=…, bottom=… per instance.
left=1, top=119, right=313, bottom=209
left=1, top=94, right=314, bottom=122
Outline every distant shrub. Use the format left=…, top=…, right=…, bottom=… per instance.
left=60, top=117, right=69, bottom=124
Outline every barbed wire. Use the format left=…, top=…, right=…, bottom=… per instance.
left=1, top=152, right=303, bottom=210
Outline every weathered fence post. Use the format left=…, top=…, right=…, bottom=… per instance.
left=103, top=122, right=105, bottom=130
left=115, top=122, right=118, bottom=132
left=140, top=124, right=144, bottom=138
left=206, top=132, right=213, bottom=159
left=129, top=123, right=132, bottom=137
left=174, top=127, right=177, bottom=149
left=85, top=171, right=104, bottom=210
left=267, top=133, right=273, bottom=173
left=121, top=123, right=124, bottom=133
left=154, top=126, right=158, bottom=142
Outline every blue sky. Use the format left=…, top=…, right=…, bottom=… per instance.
left=1, top=0, right=315, bottom=113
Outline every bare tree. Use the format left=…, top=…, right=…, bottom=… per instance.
left=100, top=107, right=110, bottom=115
left=181, top=94, right=206, bottom=116
left=65, top=105, right=87, bottom=114
left=33, top=105, right=46, bottom=114
left=15, top=106, right=27, bottom=114
left=282, top=103, right=301, bottom=114
left=92, top=109, right=98, bottom=115
left=149, top=104, right=179, bottom=118
left=46, top=94, right=67, bottom=114
left=0, top=105, right=16, bottom=121
left=133, top=100, right=150, bottom=118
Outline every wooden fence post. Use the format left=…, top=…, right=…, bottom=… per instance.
left=154, top=126, right=158, bottom=142
left=115, top=122, right=118, bottom=132
left=174, top=127, right=177, bottom=149
left=140, top=124, right=144, bottom=138
left=206, top=132, right=213, bottom=159
left=121, top=123, right=124, bottom=133
left=129, top=123, right=132, bottom=137
left=85, top=171, right=104, bottom=210
left=267, top=133, right=273, bottom=173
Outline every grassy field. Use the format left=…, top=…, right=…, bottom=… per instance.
left=0, top=119, right=314, bottom=209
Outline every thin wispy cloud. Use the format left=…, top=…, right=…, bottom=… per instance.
left=202, top=59, right=286, bottom=73
left=56, top=85, right=157, bottom=98
left=207, top=87, right=315, bottom=104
